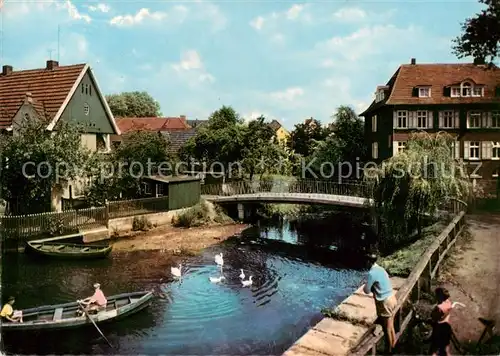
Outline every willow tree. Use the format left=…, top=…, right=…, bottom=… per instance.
left=364, top=132, right=471, bottom=250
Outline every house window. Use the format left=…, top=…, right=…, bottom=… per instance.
left=372, top=115, right=377, bottom=132
left=493, top=142, right=500, bottom=159
left=419, top=87, right=431, bottom=97
left=142, top=182, right=152, bottom=195
left=442, top=111, right=454, bottom=128
left=451, top=87, right=461, bottom=97
left=492, top=111, right=500, bottom=128
left=158, top=184, right=165, bottom=196
left=372, top=142, right=378, bottom=159
left=468, top=111, right=481, bottom=128
left=469, top=141, right=480, bottom=159
left=461, top=82, right=472, bottom=97
left=375, top=90, right=385, bottom=103
left=83, top=103, right=90, bottom=116
left=397, top=141, right=406, bottom=153
left=472, top=87, right=483, bottom=97
left=396, top=110, right=408, bottom=128
left=416, top=111, right=428, bottom=128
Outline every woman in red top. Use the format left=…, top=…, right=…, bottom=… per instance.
left=78, top=283, right=107, bottom=314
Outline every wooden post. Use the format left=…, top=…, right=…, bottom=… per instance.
left=105, top=199, right=109, bottom=228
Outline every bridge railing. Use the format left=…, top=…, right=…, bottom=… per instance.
left=351, top=198, right=468, bottom=355
left=201, top=179, right=371, bottom=197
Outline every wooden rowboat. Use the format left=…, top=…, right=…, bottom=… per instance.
left=25, top=241, right=112, bottom=259
left=1, top=291, right=154, bottom=332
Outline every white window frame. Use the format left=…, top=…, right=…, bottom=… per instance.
left=469, top=141, right=480, bottom=160
left=416, top=111, right=428, bottom=129
left=472, top=87, right=484, bottom=97
left=142, top=182, right=152, bottom=195
left=442, top=111, right=454, bottom=128
left=461, top=82, right=472, bottom=97
left=372, top=142, right=378, bottom=159
left=493, top=168, right=499, bottom=178
left=493, top=142, right=500, bottom=160
left=468, top=111, right=482, bottom=128
left=375, top=90, right=385, bottom=103
left=83, top=103, right=90, bottom=116
left=397, top=141, right=406, bottom=154
left=451, top=87, right=461, bottom=97
left=396, top=110, right=408, bottom=128
left=372, top=115, right=377, bottom=132
left=418, top=87, right=431, bottom=98
left=492, top=111, right=500, bottom=128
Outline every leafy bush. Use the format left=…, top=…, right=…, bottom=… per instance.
left=132, top=216, right=153, bottom=231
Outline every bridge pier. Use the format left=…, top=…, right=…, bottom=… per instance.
left=237, top=203, right=245, bottom=220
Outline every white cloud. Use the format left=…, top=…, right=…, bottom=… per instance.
left=57, top=0, right=92, bottom=22
left=243, top=111, right=280, bottom=123
left=171, top=50, right=215, bottom=86
left=250, top=16, right=265, bottom=31
left=271, top=87, right=304, bottom=102
left=333, top=7, right=367, bottom=22
left=109, top=8, right=166, bottom=26
left=88, top=3, right=110, bottom=13
left=286, top=4, right=305, bottom=20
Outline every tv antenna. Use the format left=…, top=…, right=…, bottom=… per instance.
left=57, top=25, right=60, bottom=62
left=48, top=48, right=55, bottom=60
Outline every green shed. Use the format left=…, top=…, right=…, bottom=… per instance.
left=144, top=175, right=201, bottom=210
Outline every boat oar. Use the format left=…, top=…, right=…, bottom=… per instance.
left=77, top=301, right=113, bottom=348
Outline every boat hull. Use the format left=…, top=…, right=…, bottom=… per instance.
left=1, top=291, right=153, bottom=332
left=25, top=241, right=112, bottom=260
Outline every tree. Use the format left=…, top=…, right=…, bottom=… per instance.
left=364, top=132, right=470, bottom=252
left=180, top=106, right=246, bottom=175
left=453, top=0, right=500, bottom=63
left=310, top=106, right=365, bottom=179
left=288, top=118, right=330, bottom=158
left=105, top=91, right=162, bottom=117
left=85, top=131, right=171, bottom=205
left=0, top=120, right=95, bottom=215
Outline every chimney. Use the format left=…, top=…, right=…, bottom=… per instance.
left=410, top=58, right=416, bottom=65
left=46, top=60, right=59, bottom=70
left=25, top=92, right=33, bottom=103
left=180, top=115, right=186, bottom=122
left=2, top=65, right=13, bottom=75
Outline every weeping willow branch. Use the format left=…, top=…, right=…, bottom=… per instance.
left=364, top=131, right=471, bottom=250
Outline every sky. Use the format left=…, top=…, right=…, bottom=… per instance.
left=0, top=0, right=485, bottom=129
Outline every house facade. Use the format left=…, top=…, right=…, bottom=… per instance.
left=269, top=119, right=290, bottom=145
left=0, top=60, right=120, bottom=211
left=361, top=58, right=500, bottom=188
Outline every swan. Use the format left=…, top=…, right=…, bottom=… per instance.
left=239, top=269, right=245, bottom=279
left=242, top=276, right=253, bottom=287
left=209, top=276, right=225, bottom=283
left=215, top=253, right=224, bottom=267
left=171, top=264, right=182, bottom=278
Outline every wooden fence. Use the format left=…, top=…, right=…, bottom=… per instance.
left=351, top=199, right=468, bottom=355
left=0, top=196, right=170, bottom=240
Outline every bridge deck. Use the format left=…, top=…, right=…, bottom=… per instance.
left=202, top=193, right=372, bottom=208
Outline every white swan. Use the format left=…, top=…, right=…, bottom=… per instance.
left=209, top=276, right=225, bottom=283
left=239, top=269, right=245, bottom=279
left=171, top=264, right=182, bottom=278
left=215, top=253, right=224, bottom=268
left=242, top=276, right=253, bottom=287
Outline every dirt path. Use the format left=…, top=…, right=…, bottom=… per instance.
left=111, top=223, right=248, bottom=254
left=438, top=214, right=500, bottom=345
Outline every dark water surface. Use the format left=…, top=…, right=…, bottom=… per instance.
left=2, top=218, right=366, bottom=355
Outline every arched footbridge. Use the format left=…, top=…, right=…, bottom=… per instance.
left=201, top=179, right=373, bottom=208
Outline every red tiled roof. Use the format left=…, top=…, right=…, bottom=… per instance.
left=361, top=63, right=500, bottom=115
left=0, top=63, right=86, bottom=129
left=116, top=117, right=190, bottom=134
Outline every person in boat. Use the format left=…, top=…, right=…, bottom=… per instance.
left=78, top=283, right=107, bottom=315
left=0, top=296, right=23, bottom=323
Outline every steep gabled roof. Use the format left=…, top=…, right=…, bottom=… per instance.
left=0, top=62, right=85, bottom=129
left=361, top=62, right=500, bottom=116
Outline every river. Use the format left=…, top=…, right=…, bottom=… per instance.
left=1, top=214, right=367, bottom=355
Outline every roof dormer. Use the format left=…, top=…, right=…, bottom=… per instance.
left=375, top=85, right=389, bottom=103
left=449, top=79, right=484, bottom=97
left=413, top=85, right=431, bottom=98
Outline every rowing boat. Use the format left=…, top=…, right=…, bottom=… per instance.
left=1, top=291, right=153, bottom=332
left=25, top=241, right=112, bottom=259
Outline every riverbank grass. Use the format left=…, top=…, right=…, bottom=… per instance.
left=379, top=221, right=447, bottom=277
left=172, top=200, right=234, bottom=228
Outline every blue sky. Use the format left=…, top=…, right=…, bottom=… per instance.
left=1, top=0, right=484, bottom=129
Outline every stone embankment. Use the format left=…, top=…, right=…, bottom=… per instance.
left=283, top=277, right=406, bottom=356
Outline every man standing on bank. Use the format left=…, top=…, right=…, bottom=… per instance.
left=363, top=253, right=397, bottom=354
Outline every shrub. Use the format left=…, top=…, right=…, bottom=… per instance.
left=132, top=216, right=153, bottom=231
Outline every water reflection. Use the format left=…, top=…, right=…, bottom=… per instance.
left=2, top=216, right=366, bottom=355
